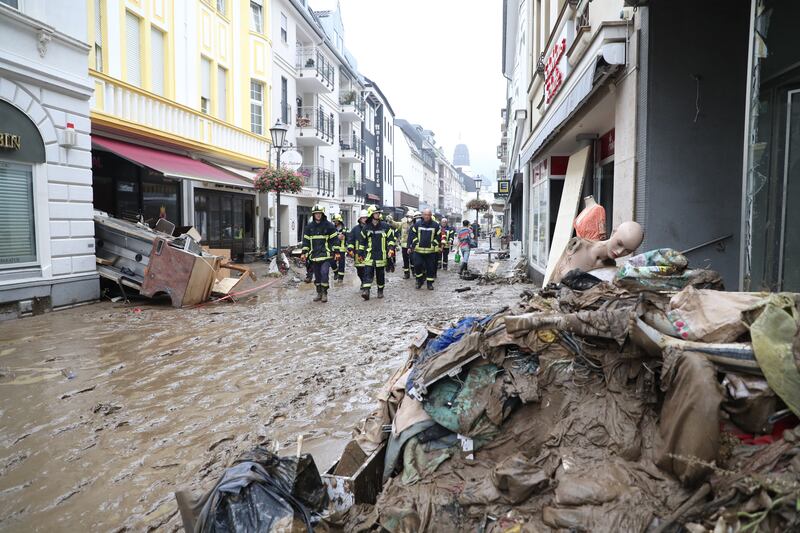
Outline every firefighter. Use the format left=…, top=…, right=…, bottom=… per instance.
left=331, top=213, right=348, bottom=282
left=398, top=211, right=415, bottom=279
left=304, top=215, right=314, bottom=283
left=438, top=217, right=455, bottom=270
left=301, top=205, right=338, bottom=303
left=384, top=214, right=402, bottom=273
left=357, top=205, right=396, bottom=300
left=408, top=208, right=440, bottom=290
left=347, top=209, right=369, bottom=285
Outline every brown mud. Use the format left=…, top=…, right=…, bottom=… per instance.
left=0, top=257, right=526, bottom=531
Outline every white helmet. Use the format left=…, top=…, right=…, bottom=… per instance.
left=358, top=209, right=369, bottom=219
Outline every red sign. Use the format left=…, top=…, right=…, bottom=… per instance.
left=545, top=37, right=567, bottom=104
left=600, top=129, right=615, bottom=160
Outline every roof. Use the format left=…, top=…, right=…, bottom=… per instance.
left=364, top=77, right=396, bottom=117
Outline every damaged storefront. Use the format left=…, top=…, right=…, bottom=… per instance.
left=91, top=137, right=258, bottom=261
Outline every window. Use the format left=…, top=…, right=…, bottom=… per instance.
left=0, top=162, right=36, bottom=267
left=0, top=0, right=19, bottom=8
left=280, top=13, right=288, bottom=43
left=151, top=27, right=165, bottom=96
left=250, top=80, right=264, bottom=135
left=280, top=76, right=288, bottom=123
left=200, top=57, right=211, bottom=114
left=94, top=0, right=103, bottom=71
left=217, top=66, right=227, bottom=120
left=125, top=12, right=142, bottom=86
left=216, top=0, right=226, bottom=16
left=250, top=0, right=263, bottom=33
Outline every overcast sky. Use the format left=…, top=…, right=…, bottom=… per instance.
left=312, top=0, right=505, bottom=183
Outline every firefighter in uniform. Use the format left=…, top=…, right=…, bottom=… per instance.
left=408, top=208, right=440, bottom=290
left=384, top=214, right=401, bottom=273
left=301, top=205, right=338, bottom=302
left=347, top=209, right=369, bottom=286
left=398, top=211, right=415, bottom=279
left=438, top=218, right=455, bottom=270
left=357, top=205, right=396, bottom=300
left=331, top=213, right=348, bottom=282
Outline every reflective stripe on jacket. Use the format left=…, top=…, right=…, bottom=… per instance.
left=440, top=227, right=455, bottom=248
left=408, top=220, right=440, bottom=254
left=302, top=219, right=338, bottom=261
left=333, top=223, right=348, bottom=252
left=347, top=223, right=367, bottom=266
left=358, top=220, right=396, bottom=267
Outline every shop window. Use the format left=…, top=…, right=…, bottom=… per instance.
left=142, top=178, right=179, bottom=227
left=0, top=162, right=36, bottom=267
left=194, top=189, right=255, bottom=256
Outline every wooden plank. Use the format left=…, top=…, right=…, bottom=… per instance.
left=202, top=247, right=231, bottom=280
left=543, top=145, right=591, bottom=286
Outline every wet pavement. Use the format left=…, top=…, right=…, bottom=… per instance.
left=0, top=251, right=529, bottom=531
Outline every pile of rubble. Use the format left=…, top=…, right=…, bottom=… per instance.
left=94, top=211, right=256, bottom=307
left=175, top=249, right=800, bottom=532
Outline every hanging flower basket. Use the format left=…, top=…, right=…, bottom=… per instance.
left=254, top=166, right=304, bottom=194
left=466, top=198, right=489, bottom=212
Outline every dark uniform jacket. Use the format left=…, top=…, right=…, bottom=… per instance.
left=358, top=220, right=396, bottom=267
left=302, top=218, right=338, bottom=262
left=408, top=219, right=441, bottom=254
left=333, top=223, right=348, bottom=253
left=347, top=222, right=367, bottom=266
left=440, top=226, right=455, bottom=248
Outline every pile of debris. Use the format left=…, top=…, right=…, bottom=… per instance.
left=477, top=258, right=529, bottom=285
left=94, top=211, right=256, bottom=307
left=323, top=250, right=799, bottom=531
left=175, top=248, right=800, bottom=532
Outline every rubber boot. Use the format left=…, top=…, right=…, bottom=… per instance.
left=403, top=271, right=410, bottom=279
left=304, top=273, right=313, bottom=283
left=427, top=281, right=434, bottom=290
left=313, top=286, right=322, bottom=302
left=361, top=288, right=370, bottom=300
left=443, top=264, right=448, bottom=270
left=321, top=288, right=328, bottom=303
left=377, top=288, right=384, bottom=299
left=416, top=279, right=424, bottom=289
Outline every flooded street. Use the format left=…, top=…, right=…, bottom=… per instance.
left=0, top=259, right=526, bottom=531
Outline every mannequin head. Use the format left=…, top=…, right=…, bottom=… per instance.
left=583, top=195, right=597, bottom=208
left=604, top=221, right=644, bottom=259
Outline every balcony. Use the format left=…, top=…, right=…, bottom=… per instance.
left=339, top=133, right=365, bottom=163
left=296, top=47, right=335, bottom=93
left=298, top=165, right=336, bottom=198
left=89, top=70, right=268, bottom=165
left=338, top=90, right=365, bottom=122
left=295, top=107, right=334, bottom=146
left=340, top=176, right=364, bottom=201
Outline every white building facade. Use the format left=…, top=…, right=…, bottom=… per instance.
left=0, top=0, right=98, bottom=319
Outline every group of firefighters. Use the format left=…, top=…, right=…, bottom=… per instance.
left=299, top=204, right=464, bottom=302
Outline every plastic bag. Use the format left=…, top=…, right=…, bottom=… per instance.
left=454, top=251, right=461, bottom=263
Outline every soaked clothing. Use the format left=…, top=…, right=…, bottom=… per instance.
left=347, top=222, right=367, bottom=282
left=312, top=259, right=331, bottom=288
left=401, top=247, right=411, bottom=275
left=409, top=219, right=440, bottom=284
left=332, top=223, right=348, bottom=278
left=413, top=251, right=438, bottom=283
left=302, top=218, right=338, bottom=262
left=439, top=226, right=455, bottom=267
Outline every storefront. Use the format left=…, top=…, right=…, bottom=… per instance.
left=91, top=137, right=258, bottom=258
left=742, top=0, right=800, bottom=291
left=0, top=5, right=98, bottom=318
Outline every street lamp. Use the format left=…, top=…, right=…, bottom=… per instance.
left=474, top=176, right=482, bottom=239
left=269, top=120, right=289, bottom=251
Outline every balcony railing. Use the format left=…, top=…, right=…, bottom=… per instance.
left=89, top=70, right=268, bottom=164
left=296, top=46, right=335, bottom=89
left=296, top=106, right=334, bottom=144
left=298, top=165, right=336, bottom=197
left=339, top=133, right=364, bottom=155
left=341, top=175, right=364, bottom=199
left=339, top=90, right=365, bottom=116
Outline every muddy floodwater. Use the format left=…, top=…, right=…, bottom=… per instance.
left=0, top=260, right=527, bottom=531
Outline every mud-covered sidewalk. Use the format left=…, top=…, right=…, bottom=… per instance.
left=0, top=253, right=524, bottom=531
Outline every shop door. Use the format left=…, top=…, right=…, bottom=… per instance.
left=297, top=206, right=311, bottom=242
left=780, top=89, right=800, bottom=290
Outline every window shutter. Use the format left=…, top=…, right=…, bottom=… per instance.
left=201, top=58, right=211, bottom=99
left=0, top=163, right=36, bottom=265
left=125, top=12, right=141, bottom=86
left=217, top=66, right=227, bottom=120
left=94, top=0, right=102, bottom=45
left=151, top=28, right=165, bottom=96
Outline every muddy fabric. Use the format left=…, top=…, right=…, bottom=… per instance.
left=422, top=363, right=503, bottom=448
left=667, top=287, right=765, bottom=342
left=408, top=332, right=483, bottom=397
left=504, top=305, right=638, bottom=344
left=383, top=420, right=436, bottom=482
left=656, top=348, right=723, bottom=486
left=721, top=374, right=777, bottom=434
left=399, top=436, right=458, bottom=485
left=745, top=294, right=800, bottom=417
left=392, top=396, right=431, bottom=436
left=458, top=453, right=552, bottom=505
left=354, top=363, right=412, bottom=455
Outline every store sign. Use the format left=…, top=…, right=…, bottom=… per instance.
left=545, top=38, right=567, bottom=104
left=0, top=132, right=22, bottom=150
left=496, top=179, right=510, bottom=199
left=600, top=129, right=615, bottom=160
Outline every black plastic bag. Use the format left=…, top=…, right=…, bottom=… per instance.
left=560, top=269, right=602, bottom=291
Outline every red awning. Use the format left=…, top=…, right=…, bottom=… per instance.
left=92, top=136, right=253, bottom=188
